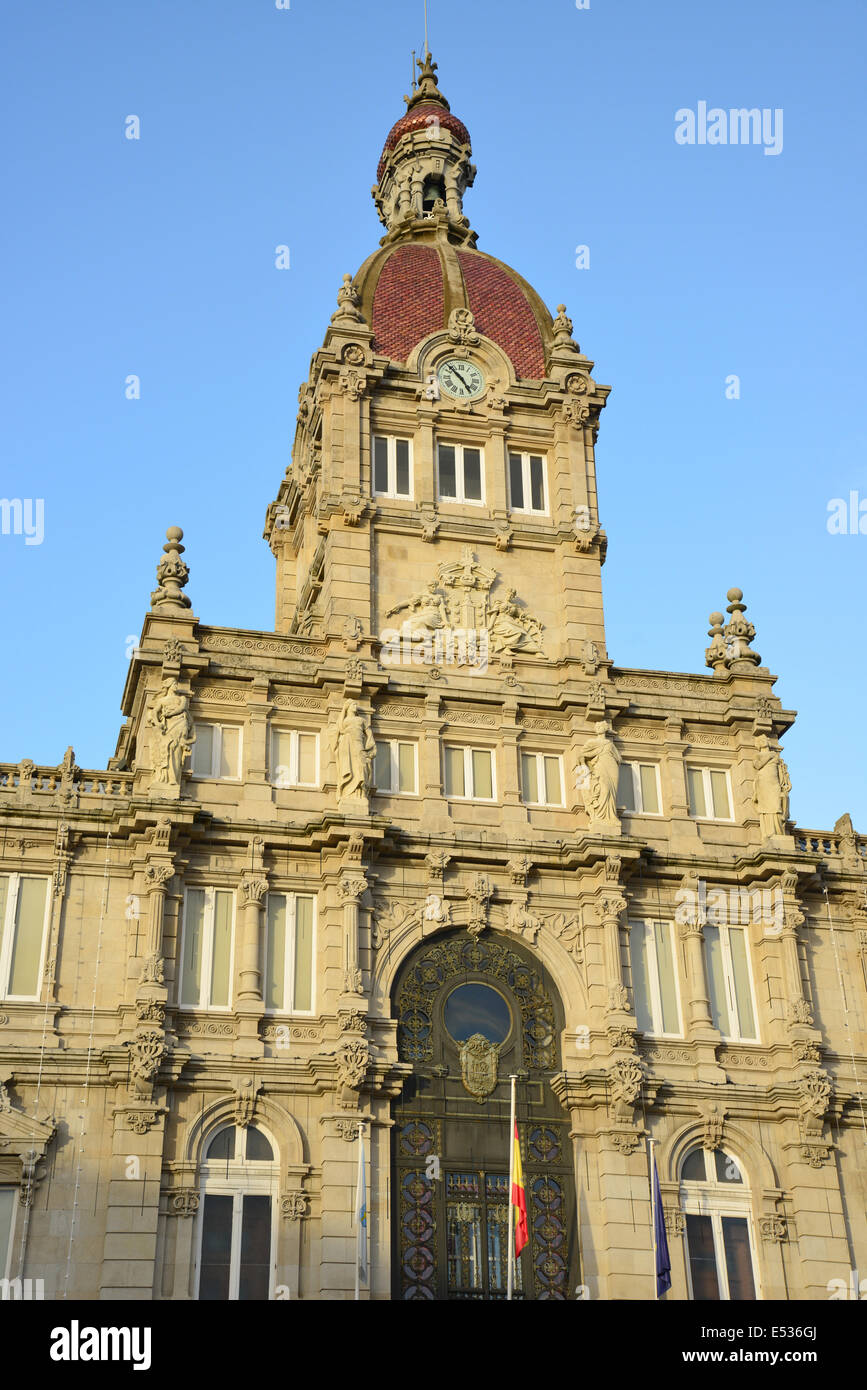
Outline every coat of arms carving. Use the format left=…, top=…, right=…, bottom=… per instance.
left=459, top=1033, right=501, bottom=1103
left=382, top=547, right=544, bottom=670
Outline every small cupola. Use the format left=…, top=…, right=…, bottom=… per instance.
left=372, top=53, right=477, bottom=243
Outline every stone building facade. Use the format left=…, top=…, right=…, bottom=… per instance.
left=0, top=55, right=865, bottom=1302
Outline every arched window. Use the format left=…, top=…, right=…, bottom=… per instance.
left=679, top=1146, right=758, bottom=1300
left=197, top=1125, right=278, bottom=1300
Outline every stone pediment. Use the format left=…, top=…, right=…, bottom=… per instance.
left=0, top=1081, right=56, bottom=1148
left=0, top=1080, right=57, bottom=1204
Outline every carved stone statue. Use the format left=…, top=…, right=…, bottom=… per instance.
left=147, top=677, right=195, bottom=786
left=334, top=700, right=375, bottom=801
left=754, top=737, right=791, bottom=839
left=579, top=721, right=621, bottom=829
left=386, top=581, right=447, bottom=638
left=487, top=595, right=544, bottom=656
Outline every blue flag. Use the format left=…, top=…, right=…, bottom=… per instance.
left=652, top=1153, right=671, bottom=1296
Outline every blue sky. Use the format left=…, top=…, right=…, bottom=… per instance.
left=1, top=0, right=864, bottom=829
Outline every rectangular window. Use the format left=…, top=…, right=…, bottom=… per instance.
left=617, top=762, right=662, bottom=815
left=264, top=893, right=315, bottom=1013
left=704, top=923, right=758, bottom=1041
left=687, top=766, right=733, bottom=820
left=686, top=1213, right=758, bottom=1301
left=270, top=729, right=319, bottom=788
left=508, top=452, right=547, bottom=514
left=180, top=888, right=235, bottom=1009
left=199, top=1193, right=274, bottom=1302
left=437, top=443, right=484, bottom=504
left=631, top=920, right=681, bottom=1036
left=443, top=745, right=495, bottom=801
left=0, top=874, right=50, bottom=1001
left=521, top=752, right=564, bottom=807
left=372, top=435, right=412, bottom=499
left=192, top=723, right=242, bottom=780
left=374, top=740, right=418, bottom=795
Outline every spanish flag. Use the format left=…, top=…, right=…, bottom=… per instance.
left=511, top=1121, right=528, bottom=1258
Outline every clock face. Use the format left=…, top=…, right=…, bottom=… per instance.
left=437, top=358, right=486, bottom=400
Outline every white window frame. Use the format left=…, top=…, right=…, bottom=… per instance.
left=179, top=887, right=236, bottom=1011
left=686, top=765, right=734, bottom=822
left=508, top=450, right=548, bottom=515
left=630, top=919, right=683, bottom=1038
left=520, top=751, right=564, bottom=807
left=681, top=1149, right=762, bottom=1301
left=618, top=761, right=663, bottom=816
left=704, top=922, right=760, bottom=1044
left=269, top=728, right=320, bottom=788
left=0, top=874, right=51, bottom=1002
left=0, top=1187, right=18, bottom=1282
left=372, top=434, right=414, bottom=500
left=195, top=1126, right=279, bottom=1302
left=374, top=740, right=419, bottom=797
left=263, top=892, right=317, bottom=1015
left=436, top=441, right=486, bottom=505
left=191, top=722, right=243, bottom=781
left=443, top=745, right=497, bottom=802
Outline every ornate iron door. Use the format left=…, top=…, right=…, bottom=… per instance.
left=391, top=930, right=575, bottom=1300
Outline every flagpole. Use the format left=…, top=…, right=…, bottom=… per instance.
left=507, top=1074, right=516, bottom=1301
left=648, top=1137, right=659, bottom=1302
left=354, top=1121, right=368, bottom=1302
left=355, top=1124, right=361, bottom=1302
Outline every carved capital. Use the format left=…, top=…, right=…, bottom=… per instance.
left=759, top=1214, right=787, bottom=1243
left=664, top=1208, right=686, bottom=1238
left=599, top=894, right=626, bottom=924
left=280, top=1191, right=310, bottom=1221
left=242, top=876, right=268, bottom=907
left=168, top=1188, right=199, bottom=1217
left=339, top=875, right=369, bottom=903
left=144, top=862, right=174, bottom=888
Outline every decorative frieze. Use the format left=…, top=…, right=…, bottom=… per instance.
left=177, top=1017, right=235, bottom=1038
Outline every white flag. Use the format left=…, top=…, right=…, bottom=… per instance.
left=355, top=1128, right=368, bottom=1285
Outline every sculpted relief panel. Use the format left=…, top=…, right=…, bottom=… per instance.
left=381, top=546, right=544, bottom=671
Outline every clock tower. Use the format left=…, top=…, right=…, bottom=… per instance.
left=264, top=51, right=612, bottom=693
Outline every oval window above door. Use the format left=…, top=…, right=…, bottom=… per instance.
left=443, top=982, right=511, bottom=1044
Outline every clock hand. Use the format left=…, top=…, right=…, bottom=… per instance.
left=451, top=364, right=473, bottom=389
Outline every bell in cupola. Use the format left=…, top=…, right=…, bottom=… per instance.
left=422, top=174, right=447, bottom=212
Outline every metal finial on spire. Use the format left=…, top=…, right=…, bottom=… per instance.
left=424, top=0, right=429, bottom=58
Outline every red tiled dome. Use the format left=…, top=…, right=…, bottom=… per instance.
left=362, top=241, right=549, bottom=381
left=377, top=105, right=472, bottom=182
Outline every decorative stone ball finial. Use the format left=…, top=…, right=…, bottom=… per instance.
left=331, top=274, right=365, bottom=326
left=552, top=304, right=579, bottom=351
left=150, top=527, right=191, bottom=613
left=723, top=587, right=760, bottom=667
left=705, top=611, right=727, bottom=673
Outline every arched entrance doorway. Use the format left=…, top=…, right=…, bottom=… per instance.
left=391, top=929, right=575, bottom=1300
